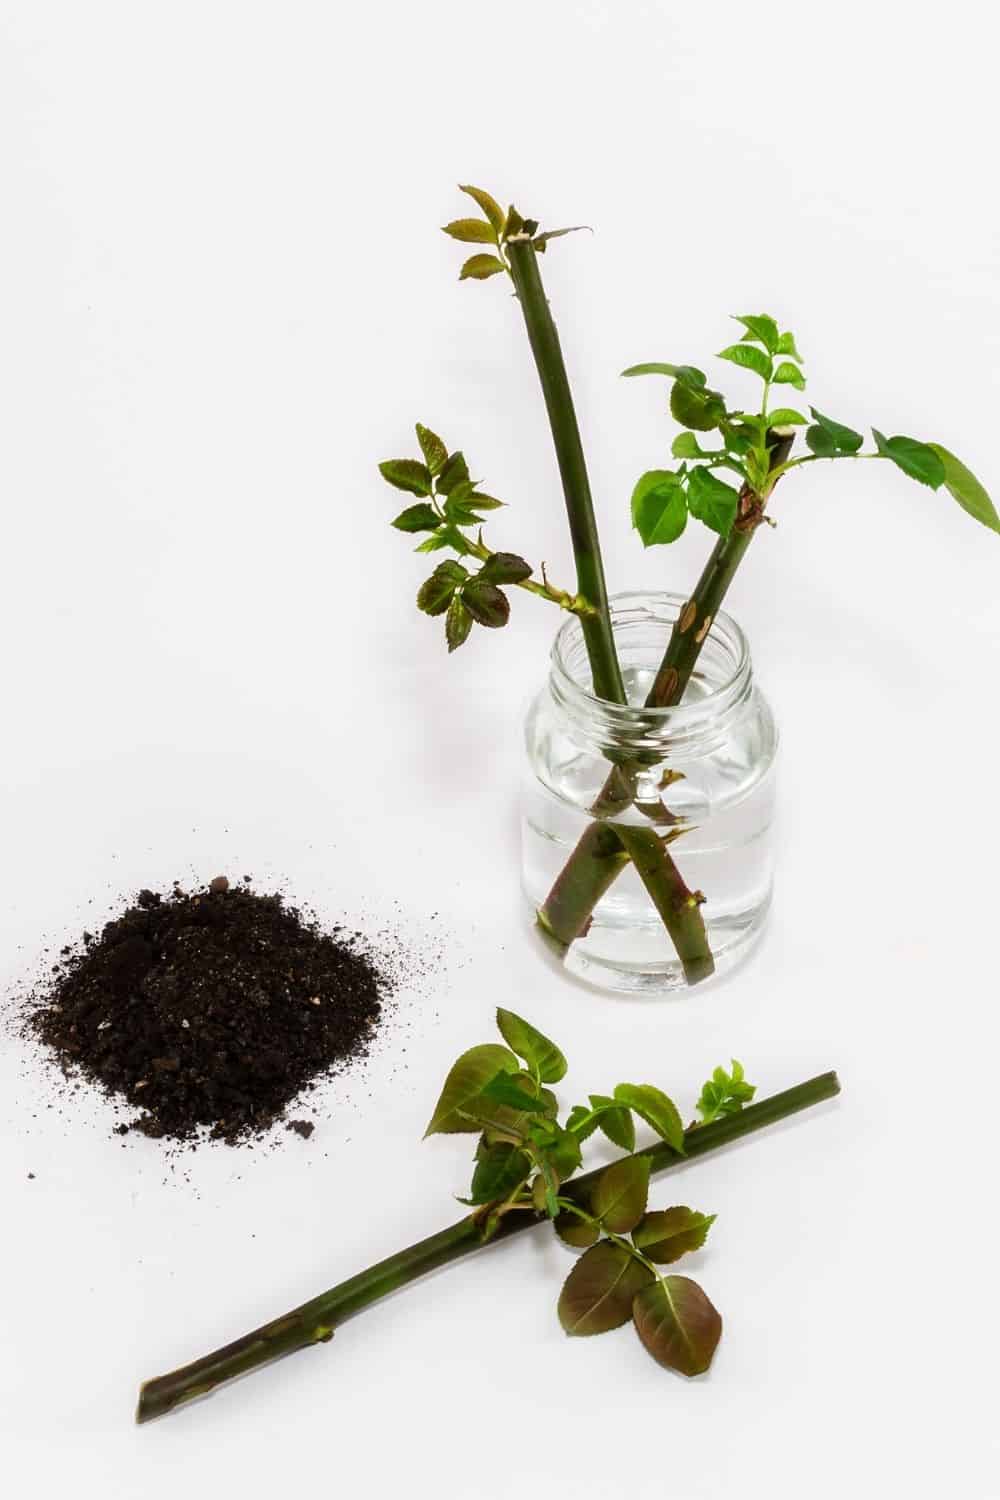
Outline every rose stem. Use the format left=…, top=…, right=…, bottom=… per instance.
left=136, top=1069, right=839, bottom=1423
left=504, top=233, right=713, bottom=981
left=537, top=434, right=795, bottom=961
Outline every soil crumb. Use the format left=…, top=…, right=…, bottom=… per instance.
left=24, top=879, right=388, bottom=1145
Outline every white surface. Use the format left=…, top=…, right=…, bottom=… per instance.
left=2, top=3, right=998, bottom=1496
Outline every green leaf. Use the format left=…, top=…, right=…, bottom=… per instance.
left=378, top=458, right=432, bottom=496
left=415, top=423, right=448, bottom=475
left=505, top=205, right=524, bottom=237
left=481, top=1106, right=555, bottom=1147
left=591, top=1155, right=651, bottom=1234
left=423, top=1043, right=519, bottom=1135
left=671, top=432, right=710, bottom=459
left=732, top=314, right=779, bottom=354
left=465, top=492, right=504, bottom=512
left=479, top=552, right=532, bottom=586
left=872, top=430, right=945, bottom=488
left=461, top=580, right=509, bottom=628
left=554, top=1209, right=600, bottom=1249
left=527, top=1128, right=581, bottom=1188
left=558, top=1241, right=653, bottom=1336
left=805, top=424, right=837, bottom=457
left=622, top=362, right=706, bottom=388
left=495, top=1009, right=567, bottom=1082
left=633, top=1207, right=716, bottom=1264
left=414, top=531, right=449, bottom=553
left=730, top=411, right=766, bottom=432
left=766, top=407, right=807, bottom=427
left=697, top=1059, right=756, bottom=1125
left=436, top=451, right=470, bottom=495
left=632, top=1276, right=722, bottom=1375
left=631, top=470, right=688, bottom=547
left=533, top=225, right=589, bottom=251
left=717, top=343, right=772, bottom=380
left=590, top=1095, right=636, bottom=1153
left=416, top=560, right=468, bottom=616
left=458, top=184, right=505, bottom=237
left=391, top=503, right=440, bottom=534
left=442, top=218, right=497, bottom=244
left=671, top=380, right=727, bottom=432
left=809, top=407, right=863, bottom=454
left=722, top=422, right=754, bottom=455
left=442, top=482, right=489, bottom=525
left=479, top=1069, right=551, bottom=1114
left=927, top=444, right=1000, bottom=533
left=459, top=254, right=507, bottom=281
left=776, top=330, right=802, bottom=360
left=772, top=362, right=806, bottom=391
left=567, top=1103, right=601, bottom=1142
left=534, top=1155, right=560, bottom=1218
left=543, top=1125, right=583, bottom=1182
left=686, top=467, right=740, bottom=538
left=466, top=1143, right=532, bottom=1205
left=443, top=499, right=483, bottom=526
left=613, top=1084, right=685, bottom=1152
left=516, top=1075, right=558, bottom=1117
left=445, top=594, right=472, bottom=652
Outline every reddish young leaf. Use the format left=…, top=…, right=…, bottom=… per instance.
left=632, top=1276, right=722, bottom=1376
left=558, top=1241, right=653, bottom=1336
left=632, top=1207, right=716, bottom=1264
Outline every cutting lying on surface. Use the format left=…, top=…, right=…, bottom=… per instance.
left=136, top=1009, right=840, bottom=1421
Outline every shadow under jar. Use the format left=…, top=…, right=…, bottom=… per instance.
left=522, top=592, right=778, bottom=995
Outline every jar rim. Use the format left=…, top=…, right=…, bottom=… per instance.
left=549, top=590, right=752, bottom=753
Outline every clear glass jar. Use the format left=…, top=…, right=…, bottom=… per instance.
left=521, top=591, right=778, bottom=995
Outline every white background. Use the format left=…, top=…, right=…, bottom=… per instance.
left=2, top=3, right=998, bottom=1496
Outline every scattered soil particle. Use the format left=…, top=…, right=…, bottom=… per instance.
left=25, top=879, right=387, bottom=1145
left=286, top=1120, right=315, bottom=1140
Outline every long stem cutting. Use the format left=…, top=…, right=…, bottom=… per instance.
left=137, top=1067, right=839, bottom=1423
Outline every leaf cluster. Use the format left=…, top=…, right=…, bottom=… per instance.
left=424, top=1010, right=753, bottom=1378
left=441, top=183, right=588, bottom=283
left=379, top=423, right=533, bottom=652
left=696, top=1059, right=755, bottom=1124
left=626, top=313, right=998, bottom=546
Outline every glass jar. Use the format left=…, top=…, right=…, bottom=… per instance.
left=521, top=591, right=778, bottom=995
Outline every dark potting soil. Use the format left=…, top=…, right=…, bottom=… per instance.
left=26, top=878, right=387, bottom=1144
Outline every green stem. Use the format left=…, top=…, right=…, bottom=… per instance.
left=505, top=236, right=623, bottom=704
left=647, top=430, right=794, bottom=709
left=536, top=821, right=632, bottom=951
left=537, top=433, right=795, bottom=960
left=555, top=1199, right=661, bottom=1276
left=136, top=1071, right=839, bottom=1423
left=768, top=449, right=882, bottom=483
left=613, top=826, right=713, bottom=985
left=505, top=232, right=712, bottom=982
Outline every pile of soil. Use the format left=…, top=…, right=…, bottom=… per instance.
left=26, top=878, right=386, bottom=1144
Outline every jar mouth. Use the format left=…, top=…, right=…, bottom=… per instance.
left=549, top=591, right=752, bottom=754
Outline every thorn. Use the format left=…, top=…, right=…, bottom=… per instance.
left=659, top=825, right=690, bottom=846
left=659, top=768, right=686, bottom=788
